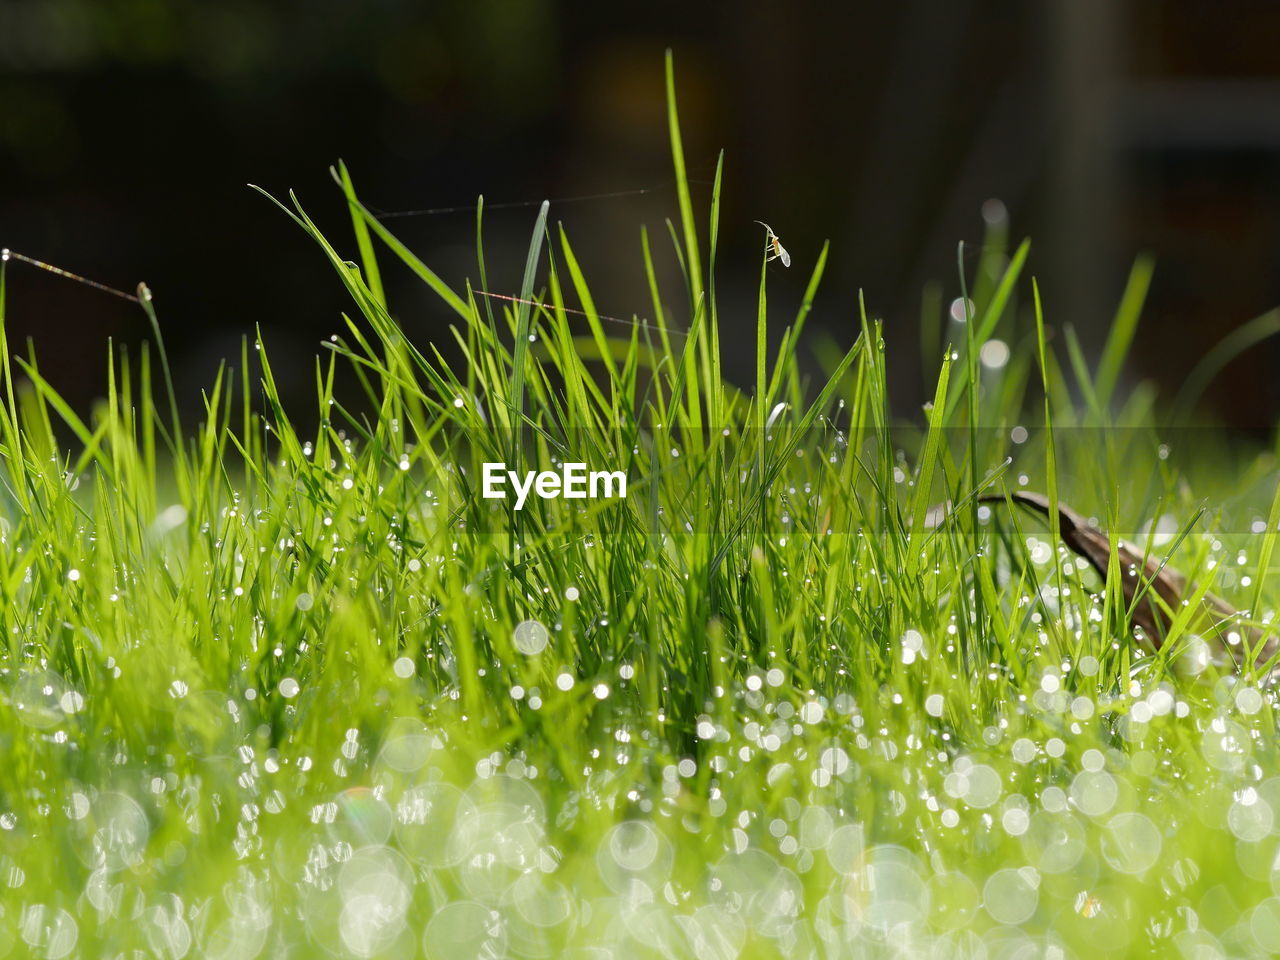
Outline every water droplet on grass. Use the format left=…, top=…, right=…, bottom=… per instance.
left=512, top=620, right=549, bottom=655
left=1102, top=813, right=1161, bottom=874
left=984, top=867, right=1039, bottom=925
left=422, top=901, right=504, bottom=960
left=980, top=339, right=1011, bottom=370
left=1002, top=807, right=1030, bottom=836
left=1229, top=794, right=1274, bottom=842
left=1237, top=687, right=1264, bottom=715
left=1070, top=771, right=1118, bottom=817
left=949, top=298, right=974, bottom=323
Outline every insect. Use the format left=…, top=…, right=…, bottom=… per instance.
left=754, top=221, right=791, bottom=268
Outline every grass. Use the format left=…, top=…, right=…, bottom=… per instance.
left=3, top=52, right=1280, bottom=958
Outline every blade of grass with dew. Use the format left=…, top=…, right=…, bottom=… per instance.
left=908, top=353, right=951, bottom=577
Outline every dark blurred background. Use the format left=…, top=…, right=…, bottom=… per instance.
left=2, top=0, right=1280, bottom=424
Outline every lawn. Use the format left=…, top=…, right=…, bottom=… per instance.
left=3, top=54, right=1280, bottom=959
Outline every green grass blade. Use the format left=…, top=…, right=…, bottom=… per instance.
left=1095, top=253, right=1153, bottom=410
left=665, top=50, right=703, bottom=310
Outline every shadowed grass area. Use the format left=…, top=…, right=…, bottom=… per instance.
left=3, top=52, right=1280, bottom=958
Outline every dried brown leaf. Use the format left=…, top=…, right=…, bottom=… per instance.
left=976, top=491, right=1276, bottom=672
